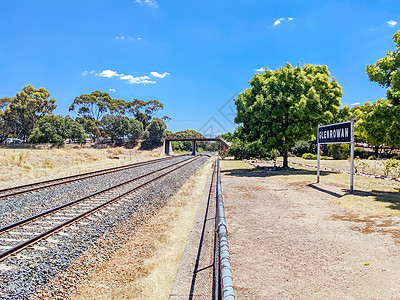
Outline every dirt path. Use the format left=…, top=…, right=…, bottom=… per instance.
left=221, top=162, right=400, bottom=299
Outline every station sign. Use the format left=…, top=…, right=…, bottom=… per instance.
left=317, top=119, right=355, bottom=193
left=318, top=121, right=351, bottom=144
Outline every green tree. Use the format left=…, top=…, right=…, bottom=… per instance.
left=69, top=91, right=112, bottom=120
left=76, top=117, right=102, bottom=142
left=145, top=117, right=167, bottom=145
left=101, top=115, right=130, bottom=143
left=366, top=30, right=400, bottom=105
left=0, top=97, right=12, bottom=142
left=29, top=114, right=85, bottom=145
left=128, top=118, right=144, bottom=142
left=6, top=85, right=56, bottom=140
left=354, top=99, right=400, bottom=156
left=234, top=63, right=343, bottom=168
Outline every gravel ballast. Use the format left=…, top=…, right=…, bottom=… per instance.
left=0, top=154, right=210, bottom=299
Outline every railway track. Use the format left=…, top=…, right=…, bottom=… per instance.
left=0, top=155, right=200, bottom=262
left=0, top=156, right=175, bottom=200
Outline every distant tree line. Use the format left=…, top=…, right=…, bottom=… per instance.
left=0, top=88, right=169, bottom=147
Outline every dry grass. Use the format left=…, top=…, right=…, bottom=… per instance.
left=0, top=147, right=162, bottom=188
left=222, top=159, right=400, bottom=217
left=69, top=156, right=215, bottom=299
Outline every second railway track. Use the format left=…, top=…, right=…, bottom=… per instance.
left=0, top=155, right=175, bottom=200
left=0, top=155, right=200, bottom=262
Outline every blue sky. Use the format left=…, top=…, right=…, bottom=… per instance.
left=1, top=0, right=400, bottom=135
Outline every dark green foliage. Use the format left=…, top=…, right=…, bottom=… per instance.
left=145, top=118, right=167, bottom=145
left=291, top=140, right=316, bottom=157
left=229, top=139, right=279, bottom=160
left=354, top=147, right=369, bottom=159
left=101, top=115, right=130, bottom=143
left=128, top=119, right=144, bottom=142
left=29, top=114, right=85, bottom=145
left=326, top=144, right=350, bottom=160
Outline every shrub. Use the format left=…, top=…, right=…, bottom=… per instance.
left=292, top=141, right=313, bottom=157
left=382, top=158, right=399, bottom=177
left=354, top=147, right=368, bottom=159
left=302, top=153, right=317, bottom=160
left=368, top=155, right=376, bottom=160
left=229, top=140, right=279, bottom=160
left=327, top=144, right=350, bottom=160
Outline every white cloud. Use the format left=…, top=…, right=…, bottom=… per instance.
left=81, top=70, right=95, bottom=76
left=116, top=36, right=125, bottom=40
left=91, top=69, right=158, bottom=85
left=387, top=20, right=397, bottom=27
left=135, top=0, right=158, bottom=8
left=350, top=102, right=360, bottom=106
left=97, top=70, right=123, bottom=78
left=120, top=75, right=156, bottom=84
left=288, top=17, right=294, bottom=21
left=150, top=71, right=170, bottom=78
left=138, top=37, right=142, bottom=41
left=109, top=88, right=116, bottom=92
left=274, top=18, right=284, bottom=26
left=256, top=67, right=265, bottom=72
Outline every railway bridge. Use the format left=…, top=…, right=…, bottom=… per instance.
left=162, top=136, right=231, bottom=155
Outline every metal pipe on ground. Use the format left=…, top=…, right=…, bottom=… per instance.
left=215, top=156, right=234, bottom=300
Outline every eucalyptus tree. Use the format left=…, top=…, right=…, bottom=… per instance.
left=6, top=85, right=56, bottom=140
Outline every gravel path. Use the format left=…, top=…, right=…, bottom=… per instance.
left=222, top=169, right=400, bottom=299
left=0, top=155, right=209, bottom=299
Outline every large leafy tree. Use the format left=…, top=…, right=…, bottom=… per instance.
left=6, top=85, right=56, bottom=140
left=354, top=99, right=400, bottom=155
left=234, top=63, right=344, bottom=167
left=101, top=115, right=130, bottom=143
left=29, top=114, right=86, bottom=145
left=366, top=30, right=400, bottom=105
left=128, top=119, right=144, bottom=142
left=145, top=117, right=167, bottom=145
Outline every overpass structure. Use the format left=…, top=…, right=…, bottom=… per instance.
left=162, top=136, right=231, bottom=155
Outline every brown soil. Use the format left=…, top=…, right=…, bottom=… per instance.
left=221, top=163, right=400, bottom=299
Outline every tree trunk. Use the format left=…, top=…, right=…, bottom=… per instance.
left=283, top=150, right=288, bottom=168
left=374, top=146, right=379, bottom=157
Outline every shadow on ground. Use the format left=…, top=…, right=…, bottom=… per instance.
left=222, top=166, right=400, bottom=212
left=308, top=183, right=400, bottom=211
left=221, top=167, right=331, bottom=178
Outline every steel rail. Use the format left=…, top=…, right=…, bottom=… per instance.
left=0, top=156, right=201, bottom=261
left=0, top=156, right=176, bottom=200
left=0, top=156, right=194, bottom=234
